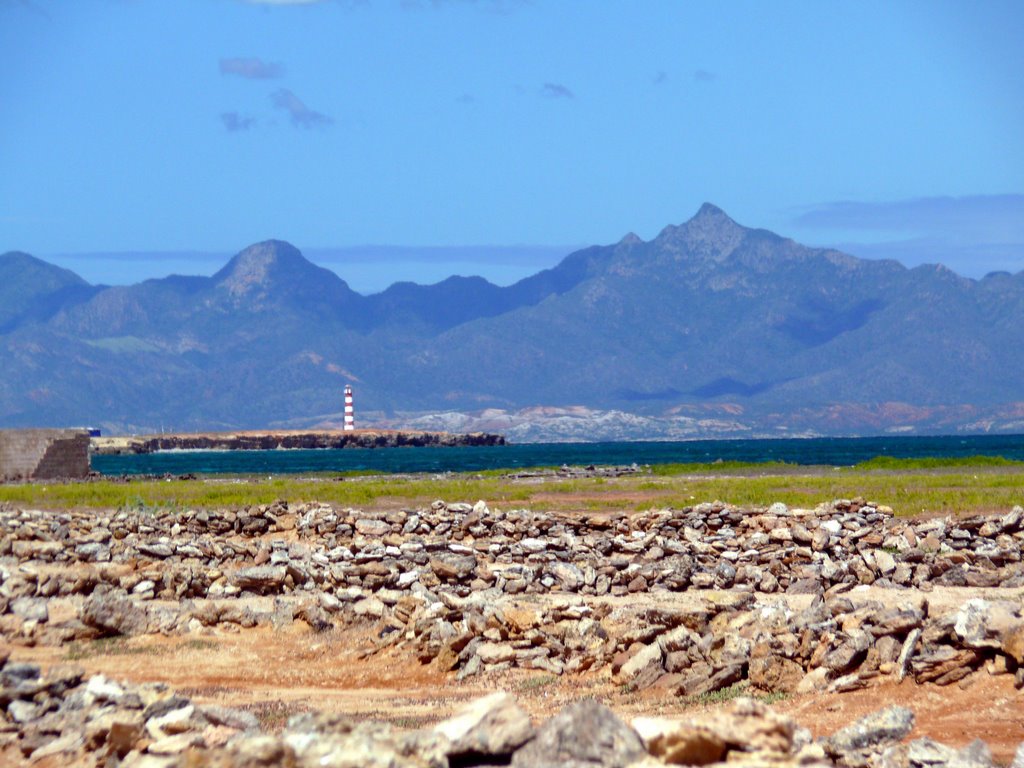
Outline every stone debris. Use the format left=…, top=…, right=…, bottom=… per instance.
left=0, top=658, right=1015, bottom=768
left=0, top=499, right=1022, bottom=702
left=504, top=463, right=648, bottom=480
left=824, top=706, right=915, bottom=766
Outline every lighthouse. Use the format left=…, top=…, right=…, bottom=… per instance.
left=343, top=385, right=355, bottom=431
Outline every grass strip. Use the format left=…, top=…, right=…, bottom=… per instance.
left=2, top=462, right=1021, bottom=516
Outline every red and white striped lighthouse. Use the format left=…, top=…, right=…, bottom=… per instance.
left=343, top=385, right=355, bottom=431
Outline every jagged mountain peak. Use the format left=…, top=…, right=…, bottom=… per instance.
left=693, top=201, right=732, bottom=220
left=653, top=203, right=747, bottom=260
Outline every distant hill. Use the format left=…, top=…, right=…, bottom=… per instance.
left=2, top=205, right=1023, bottom=438
left=0, top=252, right=101, bottom=334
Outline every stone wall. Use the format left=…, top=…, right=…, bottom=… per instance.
left=0, top=429, right=90, bottom=481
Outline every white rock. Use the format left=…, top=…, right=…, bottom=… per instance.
left=146, top=705, right=196, bottom=739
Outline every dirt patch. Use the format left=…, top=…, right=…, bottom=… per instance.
left=6, top=600, right=1022, bottom=761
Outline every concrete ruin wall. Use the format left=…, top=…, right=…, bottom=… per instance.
left=0, top=429, right=91, bottom=481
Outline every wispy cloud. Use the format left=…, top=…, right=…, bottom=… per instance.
left=221, top=112, right=256, bottom=132
left=693, top=69, right=716, bottom=83
left=793, top=195, right=1024, bottom=277
left=541, top=82, right=574, bottom=99
left=219, top=57, right=284, bottom=80
left=794, top=195, right=1024, bottom=234
left=271, top=88, right=333, bottom=127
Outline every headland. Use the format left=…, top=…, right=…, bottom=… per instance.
left=91, top=428, right=506, bottom=455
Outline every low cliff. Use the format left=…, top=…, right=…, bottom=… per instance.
left=91, top=429, right=506, bottom=455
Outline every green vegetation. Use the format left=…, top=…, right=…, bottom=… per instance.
left=382, top=715, right=439, bottom=730
left=178, top=638, right=218, bottom=652
left=517, top=674, right=560, bottom=691
left=851, top=454, right=1023, bottom=470
left=2, top=456, right=1020, bottom=517
left=63, top=636, right=218, bottom=661
left=64, top=637, right=158, bottom=661
left=688, top=682, right=789, bottom=706
left=649, top=460, right=799, bottom=476
left=0, top=475, right=532, bottom=511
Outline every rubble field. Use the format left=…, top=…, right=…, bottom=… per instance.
left=0, top=492, right=1022, bottom=767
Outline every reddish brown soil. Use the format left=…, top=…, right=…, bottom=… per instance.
left=7, top=618, right=1022, bottom=763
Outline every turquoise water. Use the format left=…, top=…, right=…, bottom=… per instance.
left=90, top=434, right=1024, bottom=476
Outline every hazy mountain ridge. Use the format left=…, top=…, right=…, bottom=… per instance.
left=2, top=204, right=1022, bottom=438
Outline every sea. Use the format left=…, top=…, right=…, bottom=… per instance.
left=90, top=434, right=1024, bottom=476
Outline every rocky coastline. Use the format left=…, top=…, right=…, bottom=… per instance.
left=91, top=430, right=506, bottom=456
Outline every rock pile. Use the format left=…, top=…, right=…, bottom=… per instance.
left=0, top=657, right=1020, bottom=768
left=606, top=592, right=1024, bottom=696
left=503, top=463, right=647, bottom=480
left=0, top=500, right=1022, bottom=698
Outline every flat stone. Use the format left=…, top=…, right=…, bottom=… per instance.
left=7, top=699, right=39, bottom=723
left=201, top=704, right=261, bottom=732
left=477, top=642, right=517, bottom=665
left=954, top=599, right=1021, bottom=649
left=28, top=733, right=84, bottom=761
left=632, top=717, right=727, bottom=765
left=355, top=519, right=391, bottom=537
left=677, top=664, right=744, bottom=698
left=138, top=542, right=174, bottom=558
left=616, top=641, right=664, bottom=685
left=229, top=566, right=287, bottom=593
left=434, top=692, right=535, bottom=758
left=873, top=549, right=896, bottom=574
left=85, top=674, right=137, bottom=707
left=148, top=732, right=206, bottom=755
left=147, top=705, right=197, bottom=739
left=430, top=552, right=477, bottom=581
left=824, top=706, right=914, bottom=756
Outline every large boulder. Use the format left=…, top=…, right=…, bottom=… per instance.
left=824, top=706, right=914, bottom=760
left=81, top=593, right=150, bottom=637
left=511, top=699, right=646, bottom=768
left=430, top=553, right=478, bottom=582
left=953, top=599, right=1022, bottom=650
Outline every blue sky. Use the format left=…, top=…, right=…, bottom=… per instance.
left=1, top=0, right=1021, bottom=292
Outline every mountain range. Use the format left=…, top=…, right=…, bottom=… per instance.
left=3, top=203, right=1023, bottom=440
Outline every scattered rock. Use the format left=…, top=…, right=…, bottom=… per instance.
left=511, top=699, right=646, bottom=768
